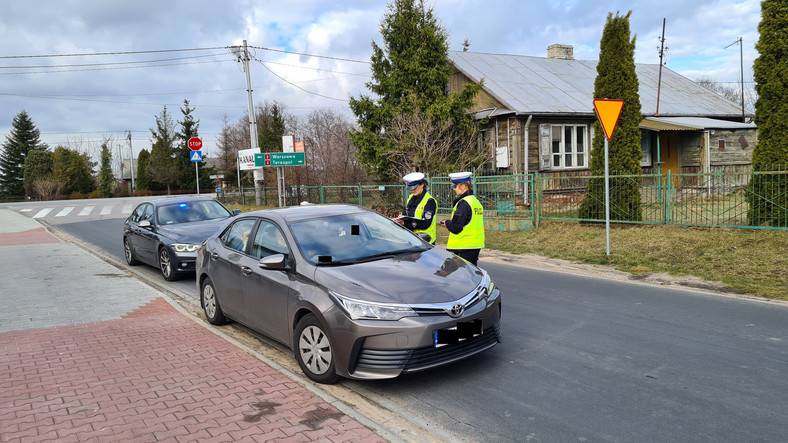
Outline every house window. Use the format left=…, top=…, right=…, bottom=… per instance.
left=640, top=130, right=653, bottom=167
left=550, top=124, right=587, bottom=169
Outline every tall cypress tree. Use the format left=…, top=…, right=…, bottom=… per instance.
left=98, top=142, right=115, bottom=198
left=579, top=11, right=643, bottom=222
left=0, top=110, right=48, bottom=196
left=135, top=149, right=152, bottom=191
left=748, top=0, right=788, bottom=227
left=349, top=0, right=482, bottom=181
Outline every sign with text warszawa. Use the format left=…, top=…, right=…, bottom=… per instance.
left=255, top=152, right=305, bottom=167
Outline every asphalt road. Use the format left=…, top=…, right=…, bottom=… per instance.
left=35, top=206, right=788, bottom=442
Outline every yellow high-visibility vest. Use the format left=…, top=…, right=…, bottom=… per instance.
left=406, top=191, right=437, bottom=244
left=447, top=195, right=485, bottom=249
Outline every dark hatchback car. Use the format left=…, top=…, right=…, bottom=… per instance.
left=196, top=204, right=502, bottom=384
left=123, top=196, right=240, bottom=281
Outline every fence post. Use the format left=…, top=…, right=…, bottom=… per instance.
left=666, top=170, right=672, bottom=226
left=320, top=185, right=324, bottom=204
left=358, top=183, right=363, bottom=206
left=534, top=172, right=541, bottom=228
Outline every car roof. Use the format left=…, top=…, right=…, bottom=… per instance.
left=243, top=204, right=372, bottom=222
left=145, top=195, right=217, bottom=207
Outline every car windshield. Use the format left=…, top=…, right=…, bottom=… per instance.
left=289, top=211, right=428, bottom=265
left=157, top=200, right=231, bottom=225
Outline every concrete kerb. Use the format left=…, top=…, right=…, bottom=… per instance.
left=38, top=218, right=460, bottom=443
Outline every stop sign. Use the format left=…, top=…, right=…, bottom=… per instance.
left=188, top=137, right=203, bottom=151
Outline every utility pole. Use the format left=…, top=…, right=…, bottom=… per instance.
left=127, top=131, right=135, bottom=193
left=655, top=18, right=667, bottom=116
left=231, top=40, right=262, bottom=205
left=725, top=37, right=746, bottom=122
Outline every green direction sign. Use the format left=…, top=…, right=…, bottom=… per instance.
left=254, top=152, right=306, bottom=167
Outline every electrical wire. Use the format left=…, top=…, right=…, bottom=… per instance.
left=0, top=47, right=228, bottom=59
left=0, top=59, right=233, bottom=76
left=0, top=53, right=229, bottom=69
left=252, top=58, right=348, bottom=101
left=249, top=45, right=370, bottom=64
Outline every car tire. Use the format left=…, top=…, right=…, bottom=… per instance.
left=201, top=278, right=227, bottom=325
left=294, top=314, right=340, bottom=384
left=123, top=237, right=140, bottom=266
left=158, top=246, right=180, bottom=281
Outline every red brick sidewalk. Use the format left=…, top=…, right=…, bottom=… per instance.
left=0, top=297, right=386, bottom=442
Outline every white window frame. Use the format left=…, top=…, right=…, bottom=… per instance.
left=550, top=124, right=588, bottom=170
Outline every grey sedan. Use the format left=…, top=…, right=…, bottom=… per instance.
left=195, top=204, right=502, bottom=383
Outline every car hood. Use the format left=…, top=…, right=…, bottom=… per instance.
left=157, top=220, right=226, bottom=244
left=314, top=248, right=482, bottom=304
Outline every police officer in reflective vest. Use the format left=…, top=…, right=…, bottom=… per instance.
left=394, top=172, right=437, bottom=244
left=440, top=172, right=484, bottom=265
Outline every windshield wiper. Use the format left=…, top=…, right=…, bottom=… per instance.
left=314, top=247, right=426, bottom=266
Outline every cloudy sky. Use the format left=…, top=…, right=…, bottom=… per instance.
left=1, top=0, right=761, bottom=159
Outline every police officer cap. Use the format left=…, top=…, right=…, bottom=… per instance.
left=449, top=172, right=473, bottom=183
left=403, top=172, right=425, bottom=190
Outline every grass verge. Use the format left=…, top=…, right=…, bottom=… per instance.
left=483, top=221, right=788, bottom=300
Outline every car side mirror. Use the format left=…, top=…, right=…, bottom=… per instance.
left=259, top=253, right=290, bottom=270
left=417, top=232, right=432, bottom=243
left=139, top=220, right=152, bottom=229
left=232, top=209, right=242, bottom=216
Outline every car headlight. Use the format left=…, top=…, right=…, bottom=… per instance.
left=172, top=243, right=200, bottom=253
left=330, top=291, right=417, bottom=321
left=479, top=269, right=494, bottom=298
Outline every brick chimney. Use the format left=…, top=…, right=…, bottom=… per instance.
left=547, top=44, right=574, bottom=60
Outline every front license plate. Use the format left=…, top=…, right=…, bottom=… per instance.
left=434, top=319, right=482, bottom=347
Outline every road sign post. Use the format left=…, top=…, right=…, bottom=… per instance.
left=593, top=99, right=625, bottom=257
left=190, top=149, right=203, bottom=195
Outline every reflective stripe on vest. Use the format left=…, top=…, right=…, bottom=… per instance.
left=406, top=191, right=437, bottom=244
left=447, top=195, right=485, bottom=249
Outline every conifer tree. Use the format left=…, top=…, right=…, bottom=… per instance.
left=579, top=11, right=643, bottom=222
left=748, top=0, right=788, bottom=226
left=135, top=149, right=152, bottom=191
left=98, top=142, right=115, bottom=198
left=0, top=110, right=48, bottom=196
left=349, top=0, right=482, bottom=181
left=147, top=106, right=178, bottom=193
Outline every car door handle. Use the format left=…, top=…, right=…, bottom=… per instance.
left=210, top=252, right=219, bottom=260
left=241, top=266, right=253, bottom=275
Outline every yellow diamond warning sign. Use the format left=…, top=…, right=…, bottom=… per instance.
left=593, top=99, right=624, bottom=140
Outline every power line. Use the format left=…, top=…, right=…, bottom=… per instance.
left=0, top=53, right=229, bottom=69
left=0, top=47, right=227, bottom=59
left=250, top=46, right=369, bottom=64
left=0, top=59, right=233, bottom=76
left=252, top=58, right=349, bottom=102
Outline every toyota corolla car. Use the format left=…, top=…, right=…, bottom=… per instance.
left=195, top=204, right=502, bottom=384
left=123, top=196, right=240, bottom=281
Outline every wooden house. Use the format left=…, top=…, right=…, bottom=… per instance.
left=449, top=45, right=757, bottom=181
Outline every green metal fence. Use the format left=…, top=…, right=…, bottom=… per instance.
left=221, top=169, right=787, bottom=231
left=536, top=169, right=788, bottom=230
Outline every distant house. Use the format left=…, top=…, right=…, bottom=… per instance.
left=448, top=45, right=756, bottom=180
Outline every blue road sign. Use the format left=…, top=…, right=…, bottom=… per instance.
left=190, top=150, right=203, bottom=162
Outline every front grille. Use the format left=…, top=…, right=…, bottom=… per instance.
left=354, top=325, right=501, bottom=374
left=410, top=287, right=486, bottom=316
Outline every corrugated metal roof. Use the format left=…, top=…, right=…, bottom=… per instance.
left=450, top=51, right=748, bottom=118
left=639, top=117, right=757, bottom=131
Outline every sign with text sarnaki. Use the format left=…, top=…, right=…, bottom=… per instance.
left=238, top=148, right=260, bottom=170
left=255, top=152, right=305, bottom=167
